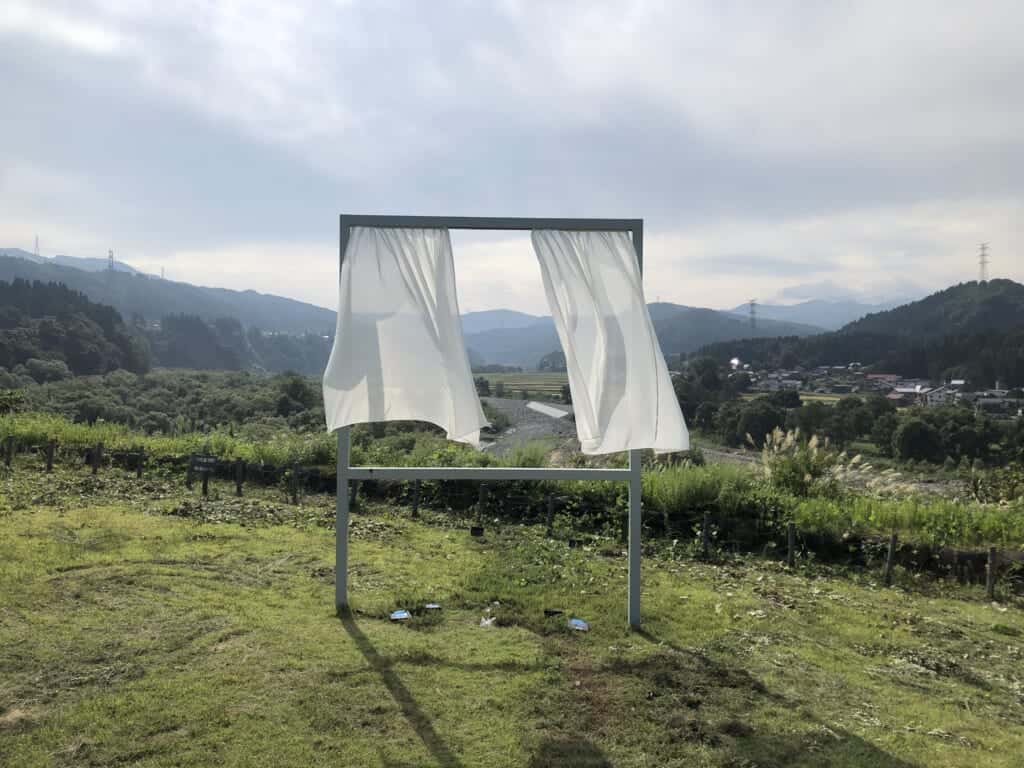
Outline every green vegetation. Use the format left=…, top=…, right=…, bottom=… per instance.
left=0, top=279, right=150, bottom=378
left=2, top=463, right=1023, bottom=766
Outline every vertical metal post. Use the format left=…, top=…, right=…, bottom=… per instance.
left=335, top=426, right=351, bottom=612
left=628, top=449, right=642, bottom=629
left=627, top=221, right=644, bottom=630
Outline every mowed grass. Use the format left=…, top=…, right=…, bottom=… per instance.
left=479, top=372, right=568, bottom=398
left=2, top=468, right=1024, bottom=766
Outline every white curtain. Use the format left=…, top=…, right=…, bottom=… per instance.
left=531, top=230, right=689, bottom=454
left=322, top=227, right=487, bottom=446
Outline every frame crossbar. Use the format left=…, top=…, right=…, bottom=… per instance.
left=335, top=214, right=645, bottom=628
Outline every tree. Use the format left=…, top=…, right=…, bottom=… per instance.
left=560, top=383, right=572, bottom=404
left=892, top=418, right=943, bottom=463
left=475, top=376, right=491, bottom=396
left=736, top=400, right=785, bottom=448
left=871, top=413, right=899, bottom=457
left=694, top=402, right=718, bottom=432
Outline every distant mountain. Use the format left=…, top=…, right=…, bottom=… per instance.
left=0, top=247, right=144, bottom=274
left=0, top=255, right=334, bottom=334
left=461, top=309, right=544, bottom=335
left=464, top=302, right=823, bottom=368
left=840, top=279, right=1024, bottom=338
left=727, top=298, right=908, bottom=331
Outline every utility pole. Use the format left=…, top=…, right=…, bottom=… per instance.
left=34, top=235, right=39, bottom=259
left=978, top=242, right=989, bottom=283
left=749, top=298, right=757, bottom=331
left=108, top=249, right=115, bottom=272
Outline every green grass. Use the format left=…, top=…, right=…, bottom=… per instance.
left=2, top=464, right=1024, bottom=766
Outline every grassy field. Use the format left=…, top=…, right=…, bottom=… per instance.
left=478, top=372, right=569, bottom=399
left=740, top=392, right=844, bottom=404
left=2, top=465, right=1024, bottom=766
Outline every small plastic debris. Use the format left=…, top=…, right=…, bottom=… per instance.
left=568, top=618, right=589, bottom=632
left=544, top=608, right=564, bottom=617
left=390, top=609, right=411, bottom=621
left=480, top=616, right=496, bottom=628
left=424, top=603, right=441, bottom=610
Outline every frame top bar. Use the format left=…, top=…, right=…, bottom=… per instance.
left=340, top=214, right=641, bottom=233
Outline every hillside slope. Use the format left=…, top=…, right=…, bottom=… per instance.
left=842, top=279, right=1024, bottom=338
left=0, top=256, right=335, bottom=334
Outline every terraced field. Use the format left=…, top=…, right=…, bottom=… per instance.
left=479, top=372, right=569, bottom=400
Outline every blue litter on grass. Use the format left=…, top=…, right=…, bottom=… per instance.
left=568, top=618, right=589, bottom=632
left=390, top=609, right=411, bottom=621
left=424, top=603, right=441, bottom=610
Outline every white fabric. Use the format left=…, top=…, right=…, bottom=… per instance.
left=531, top=230, right=689, bottom=454
left=322, top=227, right=487, bottom=446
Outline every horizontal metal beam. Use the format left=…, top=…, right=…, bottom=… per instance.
left=346, top=466, right=631, bottom=481
left=340, top=214, right=641, bottom=233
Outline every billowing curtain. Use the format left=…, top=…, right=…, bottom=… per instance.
left=322, top=227, right=487, bottom=446
left=531, top=230, right=689, bottom=454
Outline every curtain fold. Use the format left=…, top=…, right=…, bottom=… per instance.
left=322, top=226, right=487, bottom=446
left=531, top=230, right=689, bottom=454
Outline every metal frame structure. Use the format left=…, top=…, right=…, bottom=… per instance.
left=336, top=214, right=646, bottom=628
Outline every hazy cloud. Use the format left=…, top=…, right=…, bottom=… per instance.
left=2, top=1, right=1022, bottom=311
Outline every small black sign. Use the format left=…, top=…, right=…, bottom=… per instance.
left=190, top=455, right=218, bottom=472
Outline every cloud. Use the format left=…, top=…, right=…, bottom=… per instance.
left=1, top=1, right=1022, bottom=313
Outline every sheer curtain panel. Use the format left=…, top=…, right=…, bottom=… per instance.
left=322, top=227, right=487, bottom=446
left=531, top=230, right=689, bottom=454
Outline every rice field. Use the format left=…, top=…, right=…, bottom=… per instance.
left=478, top=372, right=568, bottom=398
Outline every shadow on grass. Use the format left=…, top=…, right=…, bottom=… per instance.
left=340, top=612, right=464, bottom=768
left=634, top=628, right=919, bottom=768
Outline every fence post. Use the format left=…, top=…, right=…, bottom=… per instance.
left=883, top=532, right=898, bottom=587
left=478, top=484, right=487, bottom=521
left=45, top=439, right=55, bottom=473
left=92, top=442, right=103, bottom=475
left=349, top=479, right=359, bottom=508
left=136, top=448, right=144, bottom=479
left=411, top=479, right=421, bottom=518
left=201, top=470, right=209, bottom=498
left=701, top=511, right=711, bottom=558
left=545, top=494, right=554, bottom=537
left=235, top=459, right=245, bottom=497
left=290, top=463, right=299, bottom=505
left=186, top=454, right=195, bottom=489
left=986, top=547, right=998, bottom=601
left=787, top=522, right=796, bottom=567
left=4, top=435, right=13, bottom=467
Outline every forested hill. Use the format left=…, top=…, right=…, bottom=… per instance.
left=699, top=280, right=1024, bottom=388
left=0, top=279, right=150, bottom=379
left=841, top=279, right=1024, bottom=338
left=0, top=255, right=334, bottom=335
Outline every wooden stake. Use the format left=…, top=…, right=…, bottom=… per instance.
left=411, top=479, right=421, bottom=518
left=986, top=547, right=997, bottom=601
left=186, top=454, right=195, bottom=489
left=545, top=494, right=555, bottom=537
left=702, top=511, right=711, bottom=558
left=201, top=471, right=209, bottom=498
left=787, top=522, right=796, bottom=567
left=4, top=435, right=13, bottom=467
left=92, top=442, right=103, bottom=475
left=235, top=459, right=245, bottom=497
left=136, top=448, right=144, bottom=479
left=883, top=532, right=898, bottom=586
left=45, top=439, right=55, bottom=473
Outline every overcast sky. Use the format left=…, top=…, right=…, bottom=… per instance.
left=2, top=1, right=1022, bottom=314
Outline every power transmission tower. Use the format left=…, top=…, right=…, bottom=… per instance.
left=161, top=266, right=165, bottom=280
left=978, top=242, right=989, bottom=283
left=34, top=235, right=39, bottom=258
left=749, top=299, right=757, bottom=330
left=108, top=249, right=115, bottom=272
